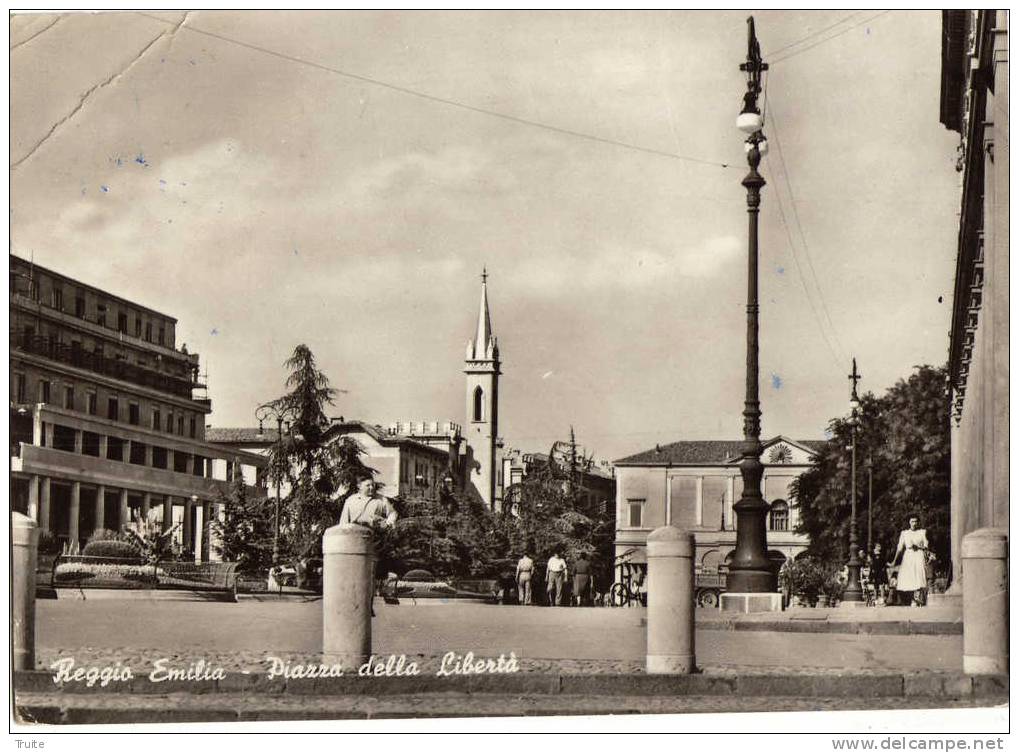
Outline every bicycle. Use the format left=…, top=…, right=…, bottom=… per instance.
left=608, top=555, right=647, bottom=607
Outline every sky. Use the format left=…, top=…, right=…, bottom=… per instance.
left=9, top=10, right=962, bottom=463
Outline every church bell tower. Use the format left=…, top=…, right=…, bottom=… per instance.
left=464, top=268, right=500, bottom=510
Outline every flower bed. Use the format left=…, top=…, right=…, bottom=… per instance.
left=53, top=561, right=162, bottom=587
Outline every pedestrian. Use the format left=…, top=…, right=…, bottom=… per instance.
left=573, top=552, right=592, bottom=606
left=515, top=551, right=535, bottom=605
left=893, top=514, right=929, bottom=607
left=338, top=475, right=398, bottom=616
left=545, top=550, right=567, bottom=606
left=869, top=542, right=889, bottom=605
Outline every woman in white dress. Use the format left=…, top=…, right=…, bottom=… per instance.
left=894, top=515, right=929, bottom=606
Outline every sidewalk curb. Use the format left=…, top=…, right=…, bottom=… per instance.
left=686, top=619, right=962, bottom=636
left=14, top=670, right=1005, bottom=699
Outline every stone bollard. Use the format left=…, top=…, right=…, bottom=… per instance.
left=646, top=526, right=696, bottom=674
left=322, top=523, right=375, bottom=669
left=13, top=512, right=39, bottom=671
left=962, top=527, right=1008, bottom=675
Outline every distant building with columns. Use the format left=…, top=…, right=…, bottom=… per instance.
left=8, top=255, right=266, bottom=557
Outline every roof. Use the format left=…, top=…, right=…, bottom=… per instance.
left=614, top=436, right=828, bottom=466
left=205, top=427, right=280, bottom=444
left=325, top=421, right=450, bottom=458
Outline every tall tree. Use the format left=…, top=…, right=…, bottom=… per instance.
left=267, top=345, right=374, bottom=567
left=792, top=365, right=951, bottom=569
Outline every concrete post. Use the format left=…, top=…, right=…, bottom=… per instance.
left=13, top=512, right=38, bottom=671
left=201, top=502, right=212, bottom=562
left=39, top=477, right=51, bottom=533
left=646, top=526, right=696, bottom=674
left=962, top=528, right=1008, bottom=675
left=322, top=524, right=374, bottom=668
left=183, top=497, right=195, bottom=558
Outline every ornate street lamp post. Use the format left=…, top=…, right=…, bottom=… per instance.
left=843, top=358, right=864, bottom=602
left=727, top=17, right=776, bottom=595
left=256, top=401, right=297, bottom=567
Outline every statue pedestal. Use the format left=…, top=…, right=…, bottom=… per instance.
left=720, top=592, right=783, bottom=613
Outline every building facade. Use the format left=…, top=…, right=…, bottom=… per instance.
left=207, top=419, right=457, bottom=502
left=9, top=255, right=266, bottom=556
left=940, top=10, right=1009, bottom=594
left=613, top=436, right=824, bottom=575
left=501, top=446, right=616, bottom=521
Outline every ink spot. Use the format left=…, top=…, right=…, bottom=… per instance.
left=776, top=266, right=785, bottom=274
left=210, top=328, right=218, bottom=336
left=770, top=373, right=783, bottom=390
left=135, top=154, right=148, bottom=166
left=100, top=185, right=109, bottom=193
left=938, top=295, right=944, bottom=303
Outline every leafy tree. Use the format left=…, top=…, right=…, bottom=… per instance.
left=792, top=364, right=950, bottom=569
left=212, top=473, right=275, bottom=574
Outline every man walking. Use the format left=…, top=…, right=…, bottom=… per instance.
left=515, top=551, right=535, bottom=605
left=545, top=550, right=567, bottom=606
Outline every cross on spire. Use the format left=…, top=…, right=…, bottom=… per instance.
left=849, top=357, right=862, bottom=399
left=481, top=266, right=488, bottom=285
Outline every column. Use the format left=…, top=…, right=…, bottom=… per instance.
left=99, top=434, right=108, bottom=459
left=726, top=476, right=736, bottom=531
left=27, top=475, right=40, bottom=522
left=142, top=493, right=152, bottom=521
left=73, top=429, right=83, bottom=454
left=162, top=496, right=173, bottom=533
left=39, top=477, right=51, bottom=533
left=32, top=411, right=44, bottom=447
left=201, top=502, right=212, bottom=562
left=69, top=481, right=81, bottom=551
left=119, top=489, right=129, bottom=529
left=95, top=484, right=106, bottom=532
left=694, top=477, right=703, bottom=526
left=183, top=497, right=195, bottom=558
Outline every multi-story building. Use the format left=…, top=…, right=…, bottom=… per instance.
left=9, top=255, right=265, bottom=556
left=206, top=418, right=458, bottom=502
left=501, top=446, right=616, bottom=520
left=939, top=10, right=1009, bottom=598
left=613, top=436, right=824, bottom=577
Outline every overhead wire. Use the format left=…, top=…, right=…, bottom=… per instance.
left=770, top=11, right=893, bottom=65
left=765, top=98, right=850, bottom=367
left=763, top=11, right=863, bottom=58
left=137, top=12, right=739, bottom=171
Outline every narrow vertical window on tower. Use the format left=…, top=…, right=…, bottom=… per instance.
left=473, top=386, right=484, bottom=422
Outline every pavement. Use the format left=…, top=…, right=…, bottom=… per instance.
left=34, top=600, right=964, bottom=673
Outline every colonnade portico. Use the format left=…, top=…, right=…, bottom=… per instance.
left=21, top=471, right=223, bottom=561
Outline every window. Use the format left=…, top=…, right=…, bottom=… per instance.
left=75, top=294, right=86, bottom=318
left=152, top=446, right=168, bottom=469
left=29, top=279, right=38, bottom=301
left=770, top=500, right=790, bottom=532
left=129, top=403, right=140, bottom=425
left=130, top=441, right=146, bottom=466
left=82, top=432, right=101, bottom=457
left=669, top=477, right=698, bottom=529
left=173, top=451, right=188, bottom=473
left=145, top=322, right=152, bottom=342
left=158, top=326, right=165, bottom=346
left=177, top=415, right=184, bottom=435
left=97, top=305, right=107, bottom=327
left=472, top=386, right=484, bottom=421
left=14, top=373, right=25, bottom=403
left=165, top=412, right=173, bottom=433
left=135, top=318, right=142, bottom=338
left=64, top=386, right=74, bottom=410
left=52, top=288, right=63, bottom=311
left=153, top=409, right=161, bottom=431
left=189, top=416, right=196, bottom=439
left=107, top=397, right=119, bottom=421
left=627, top=499, right=645, bottom=528
left=39, top=380, right=51, bottom=404
left=117, top=312, right=128, bottom=333
left=86, top=392, right=97, bottom=416
left=106, top=436, right=124, bottom=462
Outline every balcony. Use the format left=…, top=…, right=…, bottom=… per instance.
left=11, top=333, right=197, bottom=399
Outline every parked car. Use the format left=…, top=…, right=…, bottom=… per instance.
left=393, top=569, right=497, bottom=603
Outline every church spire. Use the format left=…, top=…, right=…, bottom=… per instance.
left=473, top=267, right=495, bottom=361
